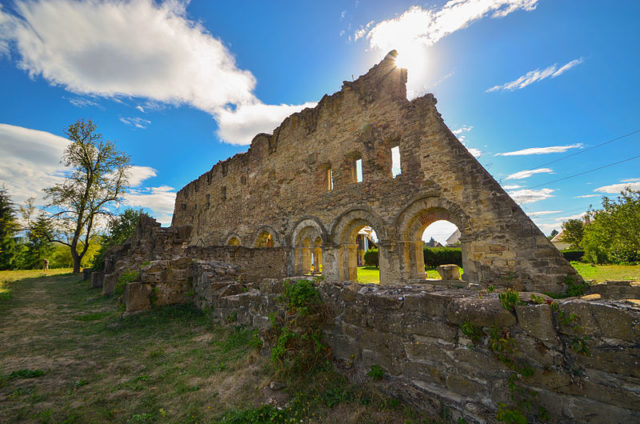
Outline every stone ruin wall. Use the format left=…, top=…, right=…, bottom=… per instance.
left=171, top=52, right=576, bottom=293
left=95, top=216, right=640, bottom=423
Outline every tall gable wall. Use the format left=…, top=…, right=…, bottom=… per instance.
left=171, top=51, right=578, bottom=293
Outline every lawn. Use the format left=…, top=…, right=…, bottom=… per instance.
left=357, top=263, right=640, bottom=284
left=570, top=262, right=640, bottom=282
left=0, top=270, right=435, bottom=423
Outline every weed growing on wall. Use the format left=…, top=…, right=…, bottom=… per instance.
left=115, top=270, right=139, bottom=296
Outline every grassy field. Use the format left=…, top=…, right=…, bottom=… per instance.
left=0, top=270, right=438, bottom=424
left=570, top=262, right=640, bottom=282
left=357, top=263, right=640, bottom=285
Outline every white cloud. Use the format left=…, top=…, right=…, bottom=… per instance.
left=136, top=105, right=145, bottom=113
left=421, top=219, right=458, bottom=245
left=452, top=125, right=473, bottom=136
left=0, top=0, right=310, bottom=145
left=120, top=116, right=151, bottom=129
left=466, top=147, right=482, bottom=158
left=621, top=177, right=640, bottom=183
left=0, top=123, right=69, bottom=205
left=127, top=166, right=157, bottom=187
left=505, top=168, right=553, bottom=180
left=124, top=185, right=176, bottom=225
left=496, top=143, right=582, bottom=156
left=595, top=181, right=640, bottom=194
left=67, top=96, right=100, bottom=108
left=215, top=102, right=316, bottom=145
left=575, top=194, right=599, bottom=198
left=527, top=210, right=561, bottom=217
left=359, top=1, right=538, bottom=97
left=507, top=188, right=554, bottom=204
left=502, top=184, right=522, bottom=189
left=451, top=125, right=481, bottom=157
left=486, top=58, right=583, bottom=92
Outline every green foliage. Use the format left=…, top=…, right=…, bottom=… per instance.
left=9, top=369, right=46, bottom=379
left=0, top=187, right=19, bottom=270
left=280, top=278, right=321, bottom=315
left=364, top=248, right=379, bottom=267
left=367, top=365, right=385, bottom=381
left=19, top=214, right=54, bottom=270
left=560, top=219, right=585, bottom=250
left=571, top=337, right=591, bottom=356
left=423, top=247, right=462, bottom=268
left=270, top=279, right=329, bottom=377
left=561, top=249, right=584, bottom=262
left=582, top=189, right=640, bottom=264
left=115, top=270, right=139, bottom=295
left=92, top=209, right=143, bottom=271
left=496, top=403, right=527, bottom=424
left=460, top=321, right=484, bottom=345
left=499, top=288, right=522, bottom=312
left=564, top=274, right=588, bottom=297
left=44, top=119, right=131, bottom=273
left=217, top=404, right=298, bottom=423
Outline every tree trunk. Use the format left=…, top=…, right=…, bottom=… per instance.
left=71, top=248, right=82, bottom=274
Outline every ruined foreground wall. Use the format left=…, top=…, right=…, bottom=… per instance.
left=202, top=277, right=640, bottom=424
left=170, top=51, right=577, bottom=293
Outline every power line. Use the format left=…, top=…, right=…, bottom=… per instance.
left=535, top=128, right=640, bottom=168
left=528, top=153, right=640, bottom=189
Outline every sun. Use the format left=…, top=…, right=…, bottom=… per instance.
left=394, top=44, right=428, bottom=77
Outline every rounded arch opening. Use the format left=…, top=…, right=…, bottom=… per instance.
left=290, top=218, right=326, bottom=276
left=255, top=231, right=274, bottom=248
left=333, top=210, right=385, bottom=284
left=227, top=236, right=241, bottom=246
left=421, top=220, right=462, bottom=280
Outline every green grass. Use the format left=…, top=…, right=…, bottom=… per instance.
left=356, top=266, right=456, bottom=283
left=0, top=268, right=72, bottom=302
left=571, top=262, right=640, bottom=282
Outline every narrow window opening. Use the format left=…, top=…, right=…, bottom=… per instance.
left=355, top=159, right=363, bottom=183
left=327, top=168, right=334, bottom=191
left=391, top=146, right=402, bottom=178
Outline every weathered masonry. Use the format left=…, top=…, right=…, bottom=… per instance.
left=172, top=51, right=577, bottom=293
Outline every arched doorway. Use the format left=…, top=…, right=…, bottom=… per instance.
left=396, top=197, right=469, bottom=282
left=331, top=209, right=390, bottom=284
left=227, top=236, right=240, bottom=246
left=254, top=227, right=279, bottom=248
left=290, top=218, right=326, bottom=276
left=422, top=220, right=461, bottom=279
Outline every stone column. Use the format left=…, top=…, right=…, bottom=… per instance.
left=322, top=245, right=339, bottom=282
left=302, top=247, right=312, bottom=274
left=347, top=243, right=358, bottom=281
left=378, top=240, right=402, bottom=285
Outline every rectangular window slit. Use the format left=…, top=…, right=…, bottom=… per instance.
left=327, top=168, right=333, bottom=191
left=391, top=146, right=402, bottom=178
left=355, top=159, right=363, bottom=183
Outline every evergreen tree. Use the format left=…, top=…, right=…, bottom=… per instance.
left=0, top=188, right=19, bottom=270
left=22, top=214, right=54, bottom=269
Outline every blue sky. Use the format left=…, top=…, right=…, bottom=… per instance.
left=0, top=0, right=639, bottom=241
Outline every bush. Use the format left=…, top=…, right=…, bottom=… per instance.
left=423, top=247, right=462, bottom=268
left=363, top=248, right=379, bottom=267
left=561, top=250, right=584, bottom=262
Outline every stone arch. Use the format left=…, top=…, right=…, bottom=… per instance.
left=329, top=208, right=395, bottom=283
left=224, top=233, right=241, bottom=246
left=290, top=217, right=327, bottom=275
left=395, top=196, right=473, bottom=281
left=253, top=226, right=280, bottom=248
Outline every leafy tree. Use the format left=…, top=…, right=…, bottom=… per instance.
left=582, top=189, right=640, bottom=263
left=91, top=208, right=143, bottom=271
left=560, top=219, right=584, bottom=249
left=548, top=229, right=559, bottom=240
left=21, top=214, right=55, bottom=270
left=0, top=187, right=20, bottom=270
left=44, top=119, right=130, bottom=273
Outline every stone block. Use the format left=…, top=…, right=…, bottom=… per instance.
left=437, top=264, right=460, bottom=280
left=403, top=292, right=453, bottom=318
left=102, top=273, right=117, bottom=296
left=515, top=303, right=557, bottom=343
left=559, top=300, right=640, bottom=342
left=90, top=271, right=104, bottom=289
left=124, top=282, right=152, bottom=314
left=446, top=297, right=516, bottom=327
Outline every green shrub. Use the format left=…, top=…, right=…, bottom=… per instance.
left=367, top=365, right=385, bottom=381
left=363, top=248, right=379, bottom=267
left=561, top=249, right=584, bottom=262
left=423, top=247, right=462, bottom=268
left=115, top=270, right=140, bottom=295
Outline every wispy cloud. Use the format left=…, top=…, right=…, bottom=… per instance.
left=0, top=0, right=311, bottom=145
left=67, top=96, right=100, bottom=108
left=127, top=166, right=157, bottom=187
left=120, top=117, right=151, bottom=129
left=496, top=143, right=582, bottom=156
left=502, top=184, right=522, bottom=190
left=575, top=194, right=599, bottom=198
left=595, top=180, right=640, bottom=193
left=136, top=105, right=145, bottom=113
left=527, top=210, right=562, bottom=216
left=452, top=125, right=481, bottom=157
left=124, top=185, right=176, bottom=226
left=505, top=168, right=553, bottom=180
left=487, top=58, right=583, bottom=92
left=621, top=177, right=640, bottom=183
left=507, top=188, right=554, bottom=204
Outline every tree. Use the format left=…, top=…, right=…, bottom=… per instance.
left=44, top=120, right=130, bottom=273
left=560, top=219, right=584, bottom=249
left=0, top=187, right=20, bottom=270
left=582, top=189, right=640, bottom=263
left=21, top=214, right=54, bottom=270
left=548, top=229, right=559, bottom=240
